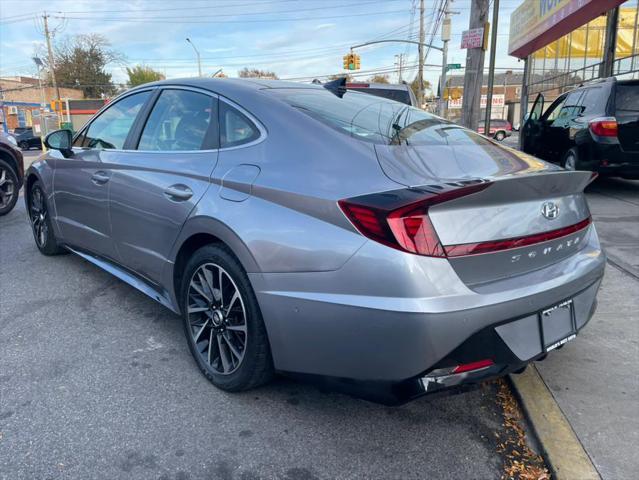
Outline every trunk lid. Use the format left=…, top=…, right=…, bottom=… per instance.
left=373, top=143, right=594, bottom=285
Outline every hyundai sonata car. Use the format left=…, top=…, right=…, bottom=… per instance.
left=25, top=78, right=605, bottom=403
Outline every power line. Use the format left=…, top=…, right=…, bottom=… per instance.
left=53, top=9, right=411, bottom=24
left=53, top=0, right=404, bottom=15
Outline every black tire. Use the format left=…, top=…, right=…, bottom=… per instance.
left=28, top=180, right=66, bottom=255
left=181, top=244, right=273, bottom=392
left=562, top=147, right=579, bottom=171
left=18, top=141, right=29, bottom=150
left=0, top=159, right=19, bottom=216
left=494, top=131, right=506, bottom=141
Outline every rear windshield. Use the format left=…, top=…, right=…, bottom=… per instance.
left=348, top=87, right=411, bottom=105
left=616, top=84, right=639, bottom=113
left=269, top=88, right=491, bottom=146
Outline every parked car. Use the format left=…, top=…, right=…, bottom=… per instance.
left=478, top=119, right=513, bottom=141
left=345, top=81, right=418, bottom=106
left=25, top=79, right=605, bottom=404
left=520, top=77, right=639, bottom=178
left=0, top=130, right=25, bottom=216
left=12, top=127, right=33, bottom=135
left=16, top=128, right=43, bottom=150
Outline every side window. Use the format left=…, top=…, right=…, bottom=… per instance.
left=72, top=130, right=86, bottom=148
left=82, top=91, right=151, bottom=150
left=220, top=102, right=260, bottom=148
left=138, top=89, right=217, bottom=151
left=580, top=88, right=602, bottom=115
left=554, top=90, right=583, bottom=125
left=543, top=95, right=566, bottom=122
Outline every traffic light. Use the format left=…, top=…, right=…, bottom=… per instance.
left=50, top=100, right=63, bottom=111
left=343, top=53, right=352, bottom=70
left=342, top=53, right=361, bottom=70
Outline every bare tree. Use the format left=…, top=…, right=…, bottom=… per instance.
left=368, top=74, right=390, bottom=84
left=238, top=67, right=278, bottom=79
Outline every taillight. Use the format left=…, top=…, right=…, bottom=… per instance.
left=339, top=183, right=592, bottom=259
left=589, top=117, right=618, bottom=137
left=338, top=183, right=490, bottom=258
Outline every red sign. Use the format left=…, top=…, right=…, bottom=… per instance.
left=461, top=27, right=485, bottom=49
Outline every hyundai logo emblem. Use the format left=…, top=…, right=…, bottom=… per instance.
left=541, top=201, right=559, bottom=219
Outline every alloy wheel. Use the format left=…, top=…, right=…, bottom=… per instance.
left=186, top=263, right=247, bottom=375
left=564, top=153, right=577, bottom=171
left=30, top=187, right=49, bottom=247
left=0, top=166, right=16, bottom=210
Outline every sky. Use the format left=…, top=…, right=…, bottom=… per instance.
left=0, top=0, right=526, bottom=92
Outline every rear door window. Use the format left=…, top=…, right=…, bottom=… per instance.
left=579, top=88, right=603, bottom=115
left=138, top=89, right=218, bottom=151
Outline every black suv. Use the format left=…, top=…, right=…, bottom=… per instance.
left=520, top=77, right=639, bottom=178
left=0, top=131, right=25, bottom=216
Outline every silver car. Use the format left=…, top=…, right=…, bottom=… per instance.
left=26, top=78, right=605, bottom=403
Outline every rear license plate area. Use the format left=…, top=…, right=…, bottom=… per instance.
left=540, top=299, right=576, bottom=352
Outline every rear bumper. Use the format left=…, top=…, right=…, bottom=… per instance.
left=251, top=226, right=605, bottom=389
left=591, top=143, right=639, bottom=176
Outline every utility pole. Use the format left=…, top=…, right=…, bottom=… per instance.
left=483, top=0, right=499, bottom=134
left=439, top=0, right=452, bottom=118
left=186, top=38, right=202, bottom=77
left=42, top=12, right=60, bottom=101
left=395, top=54, right=404, bottom=82
left=600, top=7, right=619, bottom=78
left=460, top=0, right=489, bottom=130
left=417, top=0, right=425, bottom=107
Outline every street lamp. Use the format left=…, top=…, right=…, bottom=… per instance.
left=32, top=56, right=46, bottom=108
left=185, top=38, right=202, bottom=77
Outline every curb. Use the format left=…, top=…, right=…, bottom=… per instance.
left=509, top=366, right=601, bottom=480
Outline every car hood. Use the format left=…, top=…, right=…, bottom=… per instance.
left=374, top=142, right=559, bottom=187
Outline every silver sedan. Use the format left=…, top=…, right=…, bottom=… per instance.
left=25, top=78, right=604, bottom=404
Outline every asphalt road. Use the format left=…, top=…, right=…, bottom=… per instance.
left=1, top=196, right=518, bottom=478
left=3, top=149, right=635, bottom=480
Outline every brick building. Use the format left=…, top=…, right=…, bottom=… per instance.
left=0, top=76, right=84, bottom=132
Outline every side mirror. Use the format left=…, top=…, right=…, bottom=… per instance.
left=45, top=129, right=73, bottom=157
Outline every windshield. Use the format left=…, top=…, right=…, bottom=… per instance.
left=269, top=88, right=491, bottom=146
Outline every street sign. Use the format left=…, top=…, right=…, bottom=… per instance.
left=461, top=27, right=485, bottom=49
left=446, top=63, right=462, bottom=71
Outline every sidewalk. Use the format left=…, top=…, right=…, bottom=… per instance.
left=501, top=140, right=639, bottom=478
left=534, top=264, right=639, bottom=479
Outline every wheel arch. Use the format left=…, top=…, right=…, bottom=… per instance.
left=0, top=148, right=22, bottom=187
left=169, top=216, right=260, bottom=312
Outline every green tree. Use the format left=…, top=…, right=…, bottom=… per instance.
left=368, top=74, right=390, bottom=84
left=238, top=67, right=278, bottom=79
left=48, top=34, right=121, bottom=98
left=126, top=65, right=165, bottom=87
left=409, top=78, right=432, bottom=101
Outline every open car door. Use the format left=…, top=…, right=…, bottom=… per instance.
left=520, top=93, right=544, bottom=154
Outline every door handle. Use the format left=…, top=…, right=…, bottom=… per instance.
left=91, top=171, right=110, bottom=185
left=164, top=184, right=193, bottom=201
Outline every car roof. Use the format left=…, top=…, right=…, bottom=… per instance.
left=133, top=77, right=319, bottom=97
